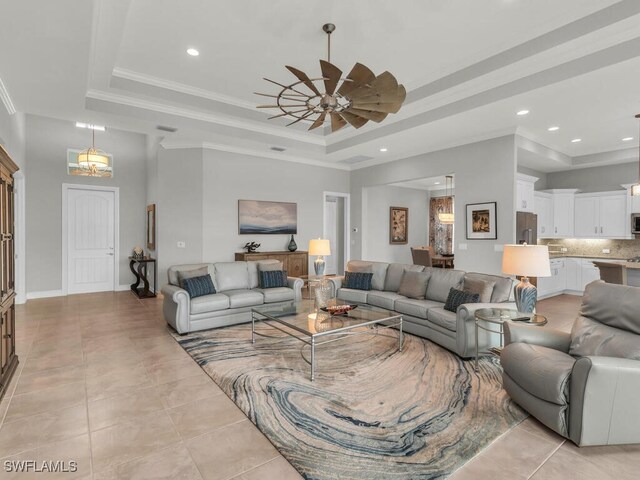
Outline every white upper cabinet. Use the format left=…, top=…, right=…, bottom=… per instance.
left=534, top=192, right=553, bottom=237
left=551, top=190, right=577, bottom=238
left=574, top=192, right=627, bottom=239
left=516, top=173, right=538, bottom=212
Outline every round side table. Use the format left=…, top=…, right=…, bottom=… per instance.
left=474, top=308, right=547, bottom=371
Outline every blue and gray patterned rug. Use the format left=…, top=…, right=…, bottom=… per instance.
left=173, top=323, right=526, bottom=479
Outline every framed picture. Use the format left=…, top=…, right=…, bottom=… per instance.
left=389, top=206, right=409, bottom=244
left=466, top=202, right=497, bottom=240
left=146, top=204, right=156, bottom=250
left=238, top=200, right=297, bottom=234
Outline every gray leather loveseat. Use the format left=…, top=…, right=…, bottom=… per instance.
left=502, top=281, right=640, bottom=446
left=162, top=261, right=303, bottom=334
left=328, top=260, right=516, bottom=358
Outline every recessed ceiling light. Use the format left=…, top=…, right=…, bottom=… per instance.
left=622, top=137, right=634, bottom=142
left=571, top=138, right=582, bottom=143
left=379, top=147, right=388, bottom=152
left=516, top=110, right=530, bottom=116
left=548, top=126, right=559, bottom=131
left=75, top=122, right=105, bottom=131
left=186, top=48, right=200, bottom=57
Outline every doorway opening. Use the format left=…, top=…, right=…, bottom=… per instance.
left=323, top=192, right=350, bottom=275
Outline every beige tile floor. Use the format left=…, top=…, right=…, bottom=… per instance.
left=0, top=292, right=636, bottom=479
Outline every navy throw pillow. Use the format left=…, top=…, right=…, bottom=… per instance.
left=343, top=271, right=374, bottom=291
left=260, top=270, right=288, bottom=289
left=182, top=274, right=216, bottom=298
left=444, top=288, right=480, bottom=312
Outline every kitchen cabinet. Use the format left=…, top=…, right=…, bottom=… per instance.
left=516, top=174, right=538, bottom=212
left=538, top=258, right=566, bottom=297
left=534, top=192, right=553, bottom=238
left=574, top=192, right=627, bottom=239
left=580, top=261, right=602, bottom=290
left=551, top=190, right=577, bottom=238
left=565, top=257, right=581, bottom=291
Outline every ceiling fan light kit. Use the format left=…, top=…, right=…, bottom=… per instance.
left=256, top=23, right=406, bottom=132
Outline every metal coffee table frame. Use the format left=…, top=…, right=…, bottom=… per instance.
left=251, top=304, right=403, bottom=381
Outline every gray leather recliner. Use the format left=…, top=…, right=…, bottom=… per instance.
left=501, top=281, right=640, bottom=446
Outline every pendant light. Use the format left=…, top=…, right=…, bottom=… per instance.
left=632, top=113, right=640, bottom=196
left=77, top=129, right=110, bottom=176
left=438, top=175, right=455, bottom=224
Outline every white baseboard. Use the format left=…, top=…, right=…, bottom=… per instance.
left=26, top=289, right=65, bottom=300
left=117, top=284, right=131, bottom=291
left=539, top=289, right=583, bottom=300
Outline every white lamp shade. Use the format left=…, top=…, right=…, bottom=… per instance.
left=502, top=244, right=551, bottom=277
left=308, top=238, right=331, bottom=256
left=78, top=149, right=110, bottom=168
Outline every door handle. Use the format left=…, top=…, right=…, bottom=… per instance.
left=600, top=226, right=603, bottom=234
left=595, top=226, right=597, bottom=234
left=106, top=253, right=114, bottom=256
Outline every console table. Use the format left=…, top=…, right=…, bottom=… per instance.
left=235, top=251, right=308, bottom=277
left=129, top=257, right=157, bottom=298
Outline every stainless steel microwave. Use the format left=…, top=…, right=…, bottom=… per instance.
left=633, top=213, right=640, bottom=234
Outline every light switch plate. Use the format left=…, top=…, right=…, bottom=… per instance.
left=602, top=248, right=610, bottom=254
left=177, top=241, right=186, bottom=248
left=458, top=244, right=468, bottom=250
left=561, top=247, right=568, bottom=252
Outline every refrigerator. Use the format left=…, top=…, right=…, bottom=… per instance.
left=516, top=212, right=537, bottom=245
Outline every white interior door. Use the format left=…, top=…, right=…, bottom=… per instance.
left=324, top=199, right=338, bottom=275
left=67, top=188, right=116, bottom=294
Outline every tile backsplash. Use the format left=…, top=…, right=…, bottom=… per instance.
left=538, top=238, right=640, bottom=259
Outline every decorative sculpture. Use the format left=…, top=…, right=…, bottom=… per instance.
left=243, top=242, right=261, bottom=253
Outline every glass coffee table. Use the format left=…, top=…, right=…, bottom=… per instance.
left=474, top=308, right=547, bottom=371
left=252, top=300, right=403, bottom=381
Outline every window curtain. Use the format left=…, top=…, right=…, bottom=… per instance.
left=429, top=196, right=454, bottom=255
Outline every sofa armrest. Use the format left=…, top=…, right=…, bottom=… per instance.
left=455, top=302, right=516, bottom=358
left=328, top=276, right=344, bottom=298
left=504, top=322, right=571, bottom=353
left=287, top=276, right=304, bottom=302
left=570, top=356, right=640, bottom=446
left=161, top=284, right=191, bottom=334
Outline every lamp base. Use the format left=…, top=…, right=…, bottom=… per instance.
left=514, top=277, right=537, bottom=313
left=314, top=257, right=325, bottom=276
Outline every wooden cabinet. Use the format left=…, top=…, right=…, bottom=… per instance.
left=534, top=192, right=553, bottom=238
left=574, top=192, right=627, bottom=238
left=234, top=251, right=308, bottom=277
left=0, top=146, right=18, bottom=401
left=516, top=173, right=537, bottom=213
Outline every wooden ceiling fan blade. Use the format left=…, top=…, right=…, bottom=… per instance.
left=319, top=60, right=342, bottom=96
left=330, top=112, right=348, bottom=132
left=351, top=101, right=402, bottom=113
left=346, top=108, right=388, bottom=122
left=348, top=87, right=405, bottom=104
left=337, top=63, right=376, bottom=96
left=339, top=110, right=369, bottom=129
left=285, top=66, right=321, bottom=96
left=308, top=112, right=326, bottom=130
left=371, top=71, right=398, bottom=93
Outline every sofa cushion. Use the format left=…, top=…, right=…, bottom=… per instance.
left=182, top=274, right=216, bottom=298
left=190, top=293, right=230, bottom=314
left=580, top=281, right=640, bottom=335
left=337, top=288, right=369, bottom=304
left=398, top=271, right=430, bottom=299
left=347, top=261, right=389, bottom=291
left=394, top=298, right=443, bottom=319
left=247, top=260, right=282, bottom=288
left=253, top=287, right=294, bottom=304
left=444, top=288, right=480, bottom=313
left=214, top=262, right=250, bottom=292
left=426, top=268, right=465, bottom=303
left=223, top=289, right=264, bottom=308
left=343, top=272, right=373, bottom=290
left=178, top=267, right=208, bottom=288
left=502, top=343, right=575, bottom=406
left=168, top=263, right=213, bottom=287
left=384, top=263, right=425, bottom=292
left=569, top=315, right=640, bottom=360
left=367, top=291, right=405, bottom=310
left=427, top=307, right=458, bottom=332
left=259, top=270, right=288, bottom=289
left=464, top=272, right=513, bottom=303
left=463, top=277, right=495, bottom=303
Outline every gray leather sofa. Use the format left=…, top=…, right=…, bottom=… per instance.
left=502, top=281, right=640, bottom=446
left=328, top=260, right=516, bottom=358
left=162, top=261, right=303, bottom=334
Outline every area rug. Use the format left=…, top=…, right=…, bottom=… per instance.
left=173, top=323, right=526, bottom=479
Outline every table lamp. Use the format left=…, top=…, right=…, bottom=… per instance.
left=308, top=238, right=331, bottom=276
left=502, top=244, right=551, bottom=313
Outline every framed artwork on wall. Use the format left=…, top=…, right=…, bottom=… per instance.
left=238, top=200, right=297, bottom=234
left=389, top=206, right=409, bottom=244
left=147, top=204, right=156, bottom=250
left=466, top=202, right=497, bottom=239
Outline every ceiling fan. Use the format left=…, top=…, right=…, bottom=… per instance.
left=255, top=23, right=406, bottom=133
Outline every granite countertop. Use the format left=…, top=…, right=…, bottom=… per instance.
left=548, top=254, right=629, bottom=260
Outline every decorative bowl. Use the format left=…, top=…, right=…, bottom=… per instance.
left=321, top=304, right=358, bottom=316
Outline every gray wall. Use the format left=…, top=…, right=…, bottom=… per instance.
left=25, top=114, right=147, bottom=293
left=546, top=162, right=636, bottom=192
left=201, top=149, right=350, bottom=272
left=351, top=136, right=517, bottom=275
left=363, top=185, right=429, bottom=264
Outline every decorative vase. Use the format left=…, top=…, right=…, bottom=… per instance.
left=287, top=234, right=297, bottom=252
left=314, top=279, right=332, bottom=309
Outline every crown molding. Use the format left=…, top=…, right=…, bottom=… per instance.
left=86, top=89, right=326, bottom=146
left=160, top=140, right=350, bottom=171
left=0, top=77, right=16, bottom=115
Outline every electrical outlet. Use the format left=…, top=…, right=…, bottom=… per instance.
left=458, top=244, right=468, bottom=250
left=602, top=248, right=610, bottom=254
left=177, top=241, right=186, bottom=248
left=561, top=247, right=568, bottom=252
